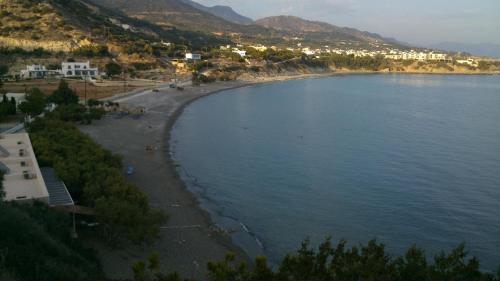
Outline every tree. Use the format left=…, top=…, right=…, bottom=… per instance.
left=478, top=61, right=490, bottom=71
left=0, top=64, right=8, bottom=89
left=0, top=172, right=5, bottom=200
left=0, top=202, right=103, bottom=281
left=10, top=97, right=16, bottom=115
left=105, top=62, right=122, bottom=78
left=48, top=80, right=79, bottom=105
left=19, top=88, right=46, bottom=116
left=0, top=94, right=16, bottom=119
left=27, top=118, right=167, bottom=244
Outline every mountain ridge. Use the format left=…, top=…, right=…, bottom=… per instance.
left=180, top=0, right=253, bottom=25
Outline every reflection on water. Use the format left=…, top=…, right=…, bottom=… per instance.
left=386, top=74, right=500, bottom=90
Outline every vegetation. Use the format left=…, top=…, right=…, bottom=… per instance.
left=327, top=54, right=390, bottom=71
left=0, top=63, right=8, bottom=88
left=26, top=118, right=166, bottom=243
left=19, top=87, right=46, bottom=116
left=477, top=60, right=500, bottom=71
left=0, top=172, right=4, bottom=200
left=47, top=80, right=79, bottom=105
left=0, top=47, right=52, bottom=58
left=105, top=62, right=123, bottom=77
left=0, top=201, right=104, bottom=281
left=130, top=239, right=500, bottom=281
left=0, top=94, right=17, bottom=120
left=46, top=104, right=106, bottom=124
left=72, top=45, right=110, bottom=57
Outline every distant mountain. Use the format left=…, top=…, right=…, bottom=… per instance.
left=180, top=0, right=253, bottom=25
left=255, top=16, right=404, bottom=47
left=430, top=42, right=500, bottom=58
left=94, top=0, right=266, bottom=35
left=84, top=1, right=409, bottom=50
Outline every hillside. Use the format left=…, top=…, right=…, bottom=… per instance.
left=256, top=16, right=404, bottom=49
left=94, top=0, right=266, bottom=35
left=180, top=0, right=253, bottom=25
left=0, top=0, right=227, bottom=53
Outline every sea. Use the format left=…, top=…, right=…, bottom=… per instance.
left=170, top=74, right=500, bottom=270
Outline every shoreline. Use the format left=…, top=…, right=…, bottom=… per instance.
left=81, top=71, right=498, bottom=279
left=80, top=76, right=302, bottom=279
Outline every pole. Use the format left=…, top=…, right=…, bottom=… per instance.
left=84, top=75, right=87, bottom=105
left=72, top=205, right=78, bottom=239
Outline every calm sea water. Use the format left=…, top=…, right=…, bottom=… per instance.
left=170, top=74, right=500, bottom=270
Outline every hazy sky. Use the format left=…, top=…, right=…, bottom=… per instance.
left=196, top=0, right=500, bottom=46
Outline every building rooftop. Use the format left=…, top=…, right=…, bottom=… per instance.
left=0, top=133, right=49, bottom=203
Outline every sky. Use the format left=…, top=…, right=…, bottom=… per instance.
left=196, top=0, right=500, bottom=46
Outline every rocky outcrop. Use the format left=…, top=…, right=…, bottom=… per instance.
left=0, top=37, right=98, bottom=52
left=0, top=36, right=76, bottom=52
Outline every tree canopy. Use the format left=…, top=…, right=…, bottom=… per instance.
left=19, top=88, right=46, bottom=116
left=0, top=202, right=103, bottom=281
left=48, top=80, right=79, bottom=105
left=27, top=118, right=166, bottom=243
left=105, top=62, right=123, bottom=77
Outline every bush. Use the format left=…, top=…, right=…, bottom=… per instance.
left=72, top=45, right=109, bottom=57
left=198, top=75, right=216, bottom=83
left=48, top=80, right=79, bottom=105
left=0, top=202, right=103, bottom=281
left=19, top=87, right=46, bottom=116
left=27, top=118, right=167, bottom=243
left=105, top=62, right=122, bottom=77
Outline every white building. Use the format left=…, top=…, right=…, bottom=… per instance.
left=0, top=133, right=49, bottom=203
left=456, top=58, right=478, bottom=66
left=61, top=61, right=99, bottom=78
left=428, top=53, right=448, bottom=61
left=302, top=48, right=316, bottom=56
left=185, top=53, right=201, bottom=61
left=232, top=49, right=246, bottom=57
left=20, top=65, right=49, bottom=79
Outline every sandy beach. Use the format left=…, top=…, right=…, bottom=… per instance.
left=79, top=73, right=326, bottom=279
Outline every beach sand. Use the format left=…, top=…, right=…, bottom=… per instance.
left=79, top=74, right=325, bottom=279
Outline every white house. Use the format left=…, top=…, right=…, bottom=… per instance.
left=456, top=58, right=478, bottom=66
left=428, top=53, right=448, bottom=61
left=302, top=48, right=316, bottom=56
left=20, top=65, right=49, bottom=79
left=185, top=53, right=201, bottom=61
left=232, top=49, right=246, bottom=57
left=61, top=61, right=99, bottom=78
